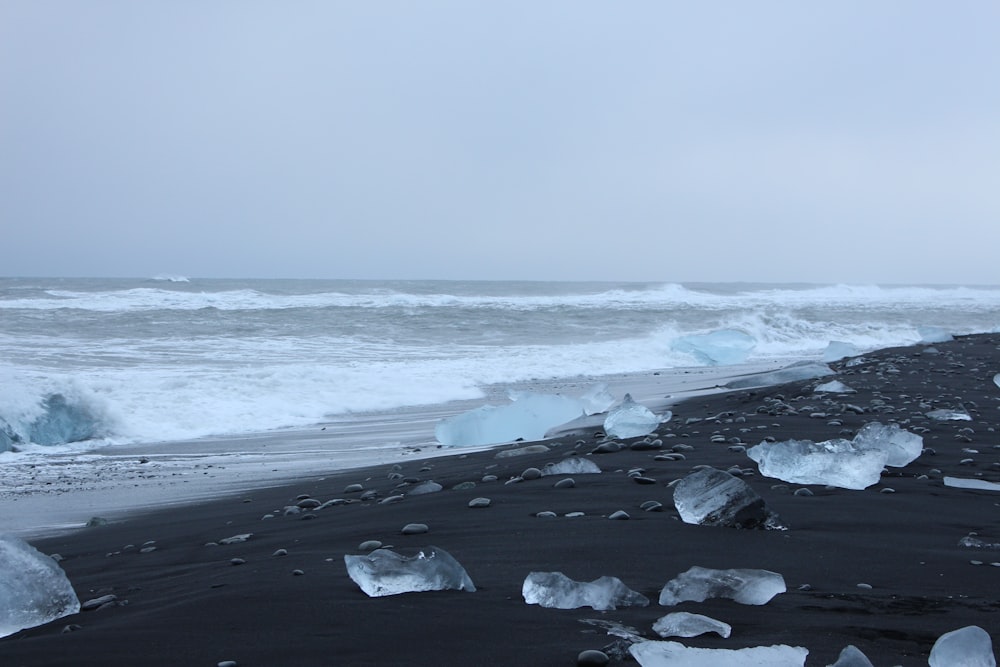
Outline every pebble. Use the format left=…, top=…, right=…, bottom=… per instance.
left=344, top=483, right=364, bottom=493
left=631, top=476, right=657, bottom=485
left=230, top=558, right=246, bottom=566
left=358, top=540, right=382, bottom=551
left=577, top=649, right=610, bottom=666
left=359, top=490, right=380, bottom=501
left=296, top=498, right=322, bottom=509
left=592, top=442, right=622, bottom=454
left=481, top=474, right=499, bottom=483
left=793, top=488, right=814, bottom=497
left=553, top=478, right=576, bottom=489
left=452, top=481, right=476, bottom=490
left=81, top=594, right=118, bottom=611
left=468, top=497, right=492, bottom=508
left=401, top=523, right=429, bottom=535
left=856, top=582, right=873, bottom=590
left=218, top=662, right=238, bottom=667
left=639, top=500, right=663, bottom=512
left=379, top=495, right=405, bottom=505
left=565, top=511, right=585, bottom=518
left=608, top=510, right=630, bottom=520
left=535, top=511, right=558, bottom=518
left=521, top=467, right=542, bottom=480
left=292, top=569, right=305, bottom=576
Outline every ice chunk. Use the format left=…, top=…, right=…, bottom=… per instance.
left=725, top=361, right=834, bottom=389
left=435, top=392, right=585, bottom=446
left=944, top=477, right=1000, bottom=492
left=814, top=380, right=855, bottom=394
left=747, top=438, right=887, bottom=490
left=671, top=329, right=756, bottom=366
left=918, top=326, right=954, bottom=344
left=672, top=468, right=782, bottom=529
left=928, top=625, right=995, bottom=667
left=579, top=383, right=616, bottom=415
left=652, top=611, right=731, bottom=638
left=630, top=640, right=808, bottom=666
left=852, top=422, right=923, bottom=467
left=925, top=409, right=972, bottom=421
left=603, top=394, right=664, bottom=439
left=343, top=546, right=475, bottom=597
left=823, top=341, right=860, bottom=362
left=541, top=457, right=602, bottom=476
left=994, top=373, right=1000, bottom=390
left=0, top=534, right=81, bottom=638
left=522, top=571, right=649, bottom=611
left=659, top=566, right=785, bottom=606
left=828, top=644, right=874, bottom=667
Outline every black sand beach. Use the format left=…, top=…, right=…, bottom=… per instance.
left=3, top=334, right=999, bottom=666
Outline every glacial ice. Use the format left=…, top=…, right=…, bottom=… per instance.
left=630, top=640, right=808, bottom=666
left=944, top=477, right=1000, bottom=492
left=994, top=373, right=1000, bottom=390
left=814, top=380, right=855, bottom=394
left=652, top=611, right=731, bottom=638
left=672, top=467, right=782, bottom=529
left=603, top=394, right=664, bottom=439
left=828, top=644, right=875, bottom=667
left=522, top=571, right=649, bottom=611
left=725, top=361, right=834, bottom=389
left=435, top=392, right=586, bottom=447
left=852, top=422, right=923, bottom=467
left=671, top=329, right=756, bottom=366
left=928, top=625, right=996, bottom=667
left=540, top=457, right=602, bottom=476
left=659, top=566, right=785, bottom=606
left=0, top=393, right=103, bottom=448
left=918, top=326, right=954, bottom=344
left=823, top=341, right=860, bottom=362
left=343, top=546, right=475, bottom=597
left=578, top=383, right=617, bottom=415
left=0, top=534, right=81, bottom=638
left=925, top=409, right=972, bottom=421
left=747, top=438, right=887, bottom=490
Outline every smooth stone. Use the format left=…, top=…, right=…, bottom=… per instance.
left=292, top=569, right=305, bottom=576
left=640, top=500, right=664, bottom=512
left=535, top=511, right=558, bottom=518
left=608, top=510, right=630, bottom=520
left=468, top=497, right=492, bottom=508
left=481, top=475, right=499, bottom=482
left=521, top=467, right=543, bottom=480
left=577, top=649, right=610, bottom=666
left=81, top=594, right=117, bottom=611
left=230, top=558, right=246, bottom=566
left=358, top=540, right=382, bottom=551
left=452, top=481, right=477, bottom=490
left=296, top=498, right=322, bottom=509
left=554, top=478, right=576, bottom=489
left=401, top=523, right=429, bottom=535
left=632, top=476, right=657, bottom=485
left=218, top=662, right=238, bottom=667
left=344, top=483, right=364, bottom=493
left=379, top=495, right=406, bottom=505
left=592, top=442, right=622, bottom=454
left=272, top=549, right=288, bottom=557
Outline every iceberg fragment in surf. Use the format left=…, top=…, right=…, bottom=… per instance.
left=630, top=640, right=808, bottom=666
left=672, top=467, right=782, bottom=529
left=659, top=566, right=786, bottom=606
left=603, top=394, right=666, bottom=439
left=918, top=326, right=954, bottom=344
left=435, top=392, right=586, bottom=447
left=671, top=329, right=756, bottom=366
left=0, top=393, right=104, bottom=449
left=652, top=611, right=731, bottom=639
left=823, top=341, right=860, bottom=362
left=928, top=625, right=995, bottom=667
left=343, top=546, right=475, bottom=597
left=725, top=361, right=834, bottom=389
left=522, top=571, right=649, bottom=611
left=746, top=421, right=922, bottom=490
left=0, top=534, right=81, bottom=638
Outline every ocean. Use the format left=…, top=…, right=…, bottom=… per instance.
left=2, top=277, right=1000, bottom=456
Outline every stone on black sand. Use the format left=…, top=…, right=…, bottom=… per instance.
left=577, top=649, right=610, bottom=666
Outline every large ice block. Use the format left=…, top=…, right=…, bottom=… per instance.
left=672, top=467, right=782, bottom=529
left=746, top=438, right=887, bottom=490
left=522, top=571, right=649, bottom=611
left=928, top=625, right=995, bottom=667
left=435, top=392, right=586, bottom=446
left=659, top=566, right=785, bottom=606
left=0, top=534, right=81, bottom=638
left=603, top=394, right=664, bottom=439
left=630, top=640, right=808, bottom=666
left=343, top=546, right=475, bottom=597
left=852, top=422, right=922, bottom=467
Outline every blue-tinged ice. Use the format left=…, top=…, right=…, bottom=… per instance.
left=652, top=611, right=731, bottom=638
left=630, top=640, right=808, bottom=666
left=672, top=468, right=782, bottom=529
left=435, top=392, right=586, bottom=447
left=0, top=534, right=81, bottom=638
left=747, top=438, right=887, bottom=490
left=814, top=380, right=855, bottom=394
left=926, top=408, right=972, bottom=421
left=671, top=329, right=756, bottom=366
left=343, top=546, right=475, bottom=597
left=823, top=341, right=860, bottom=362
left=918, top=326, right=954, bottom=344
left=540, top=457, right=602, bottom=476
left=659, top=566, right=785, bottom=606
left=828, top=645, right=874, bottom=667
left=994, top=373, right=1000, bottom=390
left=725, top=361, right=834, bottom=389
left=603, top=394, right=666, bottom=439
left=852, top=422, right=923, bottom=467
left=0, top=393, right=105, bottom=448
left=944, top=477, right=1000, bottom=492
left=522, top=571, right=649, bottom=611
left=579, top=383, right=616, bottom=415
left=928, top=625, right=995, bottom=667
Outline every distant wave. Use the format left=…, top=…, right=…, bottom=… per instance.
left=150, top=274, right=190, bottom=283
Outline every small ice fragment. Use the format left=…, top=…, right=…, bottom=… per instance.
left=994, top=373, right=1000, bottom=390
left=0, top=534, right=81, bottom=639
left=671, top=329, right=756, bottom=366
left=659, top=566, right=785, bottom=606
left=672, top=467, right=782, bottom=529
left=944, top=477, right=1000, bottom=492
left=959, top=535, right=1000, bottom=549
left=579, top=618, right=645, bottom=642
left=652, top=611, right=731, bottom=638
left=918, top=326, right=954, bottom=344
left=725, top=361, right=833, bottom=389
left=852, top=422, right=923, bottom=467
left=522, top=571, right=649, bottom=611
left=925, top=409, right=972, bottom=421
left=541, top=458, right=602, bottom=476
left=814, top=380, right=855, bottom=394
left=435, top=392, right=585, bottom=446
left=630, top=640, right=808, bottom=666
left=343, top=546, right=475, bottom=597
left=928, top=625, right=995, bottom=667
left=827, top=644, right=875, bottom=667
left=747, top=438, right=887, bottom=490
left=823, top=341, right=860, bottom=362
left=604, top=394, right=662, bottom=439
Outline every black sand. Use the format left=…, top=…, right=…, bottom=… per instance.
left=3, top=334, right=999, bottom=666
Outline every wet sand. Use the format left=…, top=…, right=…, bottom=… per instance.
left=2, top=335, right=999, bottom=665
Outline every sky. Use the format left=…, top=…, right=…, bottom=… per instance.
left=2, top=1, right=998, bottom=284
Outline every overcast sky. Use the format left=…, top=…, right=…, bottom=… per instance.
left=2, top=2, right=998, bottom=284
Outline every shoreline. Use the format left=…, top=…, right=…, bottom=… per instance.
left=2, top=335, right=999, bottom=665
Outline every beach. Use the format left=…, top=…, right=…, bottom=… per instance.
left=2, top=334, right=999, bottom=666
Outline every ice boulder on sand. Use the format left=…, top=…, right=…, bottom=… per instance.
left=928, top=625, right=995, bottom=667
left=659, top=566, right=785, bottom=606
left=671, top=329, right=756, bottom=366
left=725, top=361, right=833, bottom=389
left=522, top=571, right=649, bottom=611
left=603, top=394, right=666, bottom=439
left=672, top=467, right=782, bottom=529
left=852, top=421, right=923, bottom=467
left=435, top=392, right=586, bottom=447
left=652, top=611, right=731, bottom=639
left=823, top=341, right=860, bottom=362
left=344, top=546, right=475, bottom=597
left=1, top=534, right=81, bottom=638
left=630, top=641, right=808, bottom=666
